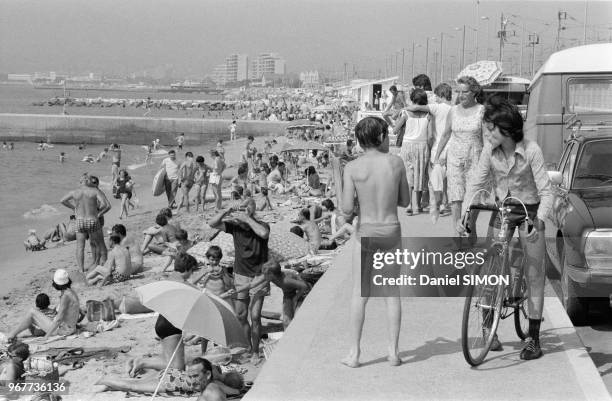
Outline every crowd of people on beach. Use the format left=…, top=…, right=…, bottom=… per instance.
left=4, top=112, right=360, bottom=399
left=1, top=69, right=555, bottom=399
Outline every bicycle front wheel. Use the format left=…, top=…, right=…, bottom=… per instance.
left=462, top=250, right=505, bottom=366
left=514, top=270, right=530, bottom=340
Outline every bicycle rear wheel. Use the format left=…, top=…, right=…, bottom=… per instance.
left=462, top=250, right=505, bottom=366
left=514, top=270, right=530, bottom=340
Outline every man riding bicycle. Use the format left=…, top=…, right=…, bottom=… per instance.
left=461, top=96, right=553, bottom=360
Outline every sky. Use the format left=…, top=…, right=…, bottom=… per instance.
left=1, top=0, right=611, bottom=78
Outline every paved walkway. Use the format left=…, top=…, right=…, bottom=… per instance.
left=245, top=212, right=611, bottom=401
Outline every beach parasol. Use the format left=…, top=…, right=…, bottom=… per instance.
left=457, top=60, right=503, bottom=86
left=135, top=280, right=247, bottom=399
left=135, top=280, right=246, bottom=347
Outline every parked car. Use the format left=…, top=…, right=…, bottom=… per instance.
left=545, top=127, right=612, bottom=324
left=524, top=43, right=612, bottom=170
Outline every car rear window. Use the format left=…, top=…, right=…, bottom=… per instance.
left=568, top=78, right=612, bottom=113
left=573, top=139, right=612, bottom=189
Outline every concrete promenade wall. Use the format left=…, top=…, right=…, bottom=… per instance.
left=0, top=113, right=288, bottom=144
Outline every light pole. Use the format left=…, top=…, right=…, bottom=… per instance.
left=456, top=25, right=478, bottom=65
left=440, top=32, right=453, bottom=84
left=454, top=26, right=466, bottom=69
left=426, top=37, right=437, bottom=79
left=509, top=14, right=526, bottom=77
left=481, top=16, right=490, bottom=59
left=401, top=48, right=405, bottom=83
left=411, top=42, right=422, bottom=80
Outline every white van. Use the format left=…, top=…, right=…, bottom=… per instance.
left=524, top=43, right=612, bottom=168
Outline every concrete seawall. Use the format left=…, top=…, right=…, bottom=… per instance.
left=0, top=113, right=288, bottom=144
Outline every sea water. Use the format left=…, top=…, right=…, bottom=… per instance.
left=0, top=84, right=225, bottom=119
left=0, top=141, right=217, bottom=265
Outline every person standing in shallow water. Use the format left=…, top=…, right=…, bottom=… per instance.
left=340, top=117, right=410, bottom=368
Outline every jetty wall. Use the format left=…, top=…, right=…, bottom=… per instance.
left=0, top=114, right=287, bottom=144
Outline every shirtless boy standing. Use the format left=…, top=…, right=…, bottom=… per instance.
left=60, top=175, right=111, bottom=272
left=340, top=117, right=410, bottom=368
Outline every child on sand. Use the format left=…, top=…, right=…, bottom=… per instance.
left=192, top=246, right=235, bottom=300
left=30, top=293, right=57, bottom=337
left=340, top=117, right=410, bottom=368
left=24, top=229, right=46, bottom=251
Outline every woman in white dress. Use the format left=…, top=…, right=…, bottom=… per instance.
left=432, top=76, right=486, bottom=234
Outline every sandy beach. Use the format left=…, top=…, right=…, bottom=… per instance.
left=0, top=134, right=337, bottom=400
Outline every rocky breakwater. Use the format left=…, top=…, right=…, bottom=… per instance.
left=0, top=113, right=288, bottom=144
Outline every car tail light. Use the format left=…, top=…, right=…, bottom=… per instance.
left=585, top=230, right=612, bottom=269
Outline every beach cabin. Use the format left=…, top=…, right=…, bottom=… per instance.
left=337, top=76, right=400, bottom=121
left=524, top=43, right=612, bottom=167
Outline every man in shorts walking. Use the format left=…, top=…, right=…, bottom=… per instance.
left=209, top=198, right=270, bottom=363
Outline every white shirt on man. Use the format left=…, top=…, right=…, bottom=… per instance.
left=161, top=157, right=180, bottom=180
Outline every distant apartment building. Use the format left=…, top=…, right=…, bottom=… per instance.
left=249, top=53, right=286, bottom=80
left=212, top=53, right=249, bottom=85
left=300, top=70, right=320, bottom=88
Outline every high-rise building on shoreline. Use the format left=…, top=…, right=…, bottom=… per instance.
left=212, top=53, right=249, bottom=86
left=249, top=53, right=286, bottom=80
left=211, top=52, right=286, bottom=85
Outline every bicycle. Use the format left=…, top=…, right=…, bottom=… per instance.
left=460, top=192, right=533, bottom=366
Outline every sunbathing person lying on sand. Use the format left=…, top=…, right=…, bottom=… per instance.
left=86, top=234, right=131, bottom=286
left=6, top=269, right=81, bottom=342
left=41, top=215, right=77, bottom=246
left=96, top=357, right=226, bottom=400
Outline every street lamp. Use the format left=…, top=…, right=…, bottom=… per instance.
left=481, top=16, right=490, bottom=60
left=411, top=42, right=423, bottom=81
left=456, top=25, right=478, bottom=67
left=440, top=32, right=454, bottom=84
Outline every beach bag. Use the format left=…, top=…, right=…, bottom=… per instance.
left=118, top=295, right=153, bottom=314
left=86, top=299, right=116, bottom=322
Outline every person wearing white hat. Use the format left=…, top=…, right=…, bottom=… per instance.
left=6, top=269, right=81, bottom=342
